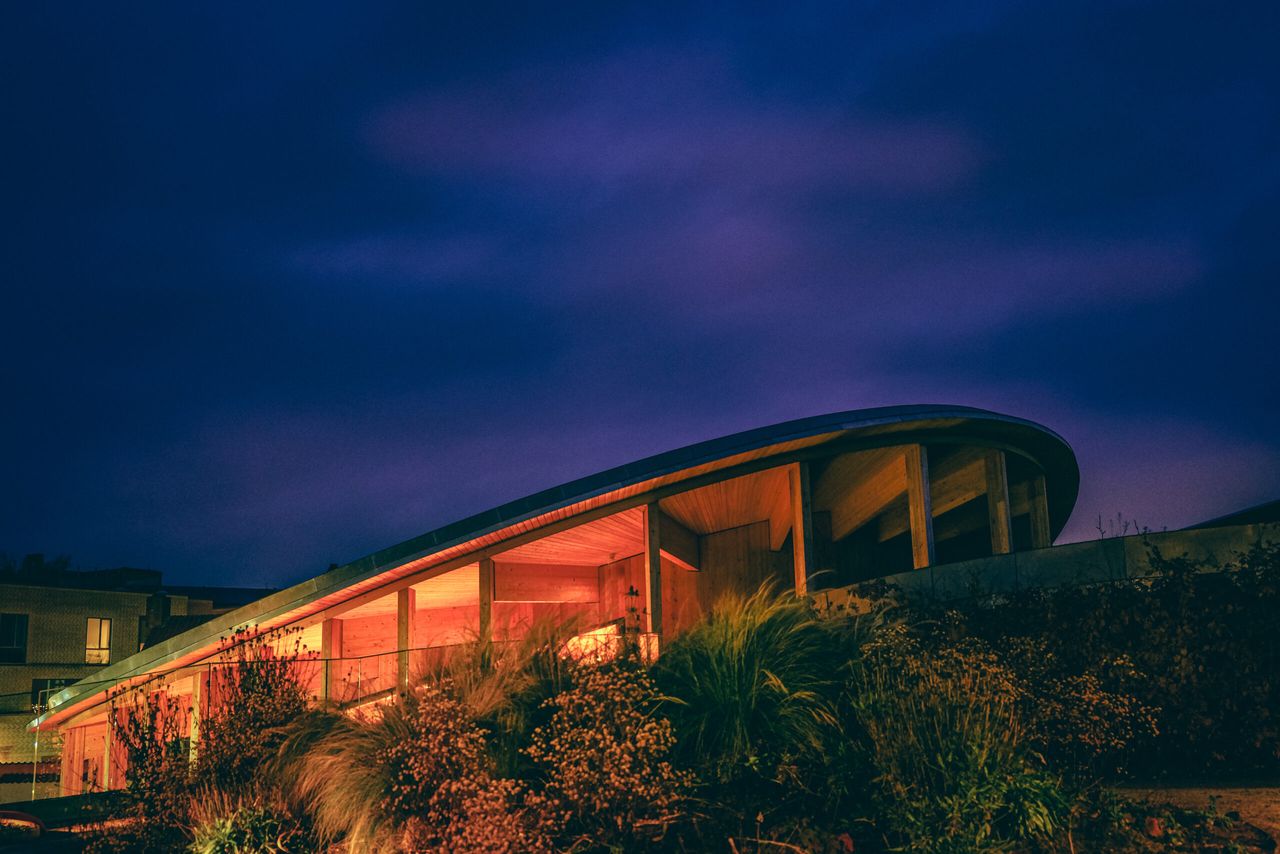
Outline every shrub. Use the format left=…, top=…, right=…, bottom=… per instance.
left=84, top=688, right=192, bottom=853
left=195, top=626, right=313, bottom=795
left=853, top=628, right=1069, bottom=853
left=928, top=541, right=1280, bottom=778
left=271, top=707, right=405, bottom=850
left=424, top=617, right=582, bottom=779
left=384, top=681, right=547, bottom=853
left=654, top=584, right=846, bottom=781
left=526, top=663, right=694, bottom=851
left=272, top=681, right=548, bottom=853
left=187, top=789, right=308, bottom=853
left=654, top=583, right=862, bottom=839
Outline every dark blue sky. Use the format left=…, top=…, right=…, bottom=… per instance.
left=3, top=2, right=1277, bottom=588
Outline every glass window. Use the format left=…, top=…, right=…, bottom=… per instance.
left=31, top=677, right=75, bottom=709
left=86, top=617, right=112, bottom=665
left=0, top=613, right=28, bottom=663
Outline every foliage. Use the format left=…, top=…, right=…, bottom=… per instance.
left=852, top=627, right=1069, bottom=853
left=195, top=626, right=314, bottom=795
left=424, top=616, right=583, bottom=778
left=86, top=626, right=314, bottom=852
left=187, top=789, right=309, bottom=853
left=84, top=687, right=192, bottom=853
left=654, top=585, right=844, bottom=776
left=84, top=544, right=1280, bottom=852
left=999, top=637, right=1159, bottom=779
left=653, top=583, right=868, bottom=843
left=385, top=681, right=547, bottom=853
left=267, top=629, right=567, bottom=853
left=928, top=541, right=1280, bottom=778
left=271, top=706, right=403, bottom=851
left=526, top=662, right=694, bottom=851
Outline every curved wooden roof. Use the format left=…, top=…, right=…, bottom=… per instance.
left=35, top=404, right=1077, bottom=729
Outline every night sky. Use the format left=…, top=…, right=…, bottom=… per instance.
left=4, top=2, right=1277, bottom=589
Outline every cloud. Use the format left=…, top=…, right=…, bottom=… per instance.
left=364, top=50, right=981, bottom=197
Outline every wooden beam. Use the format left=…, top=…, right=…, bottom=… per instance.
left=926, top=448, right=986, bottom=519
left=905, top=445, right=935, bottom=569
left=657, top=509, right=699, bottom=571
left=1028, top=473, right=1052, bottom=549
left=643, top=502, right=663, bottom=634
left=876, top=447, right=989, bottom=542
left=320, top=618, right=343, bottom=702
left=397, top=588, right=414, bottom=691
left=478, top=557, right=493, bottom=644
left=788, top=461, right=814, bottom=595
left=985, top=449, right=1013, bottom=555
left=814, top=448, right=907, bottom=541
left=768, top=467, right=794, bottom=550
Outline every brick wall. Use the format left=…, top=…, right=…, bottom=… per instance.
left=0, top=584, right=187, bottom=763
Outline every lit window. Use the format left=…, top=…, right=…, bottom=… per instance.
left=0, top=614, right=28, bottom=664
left=86, top=618, right=112, bottom=665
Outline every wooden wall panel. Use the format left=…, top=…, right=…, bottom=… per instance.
left=696, top=521, right=786, bottom=610
left=412, top=604, right=479, bottom=647
left=81, top=723, right=107, bottom=792
left=598, top=554, right=647, bottom=630
left=660, top=557, right=702, bottom=636
left=494, top=562, right=600, bottom=603
left=339, top=613, right=397, bottom=656
left=491, top=601, right=599, bottom=641
left=61, top=726, right=84, bottom=795
left=657, top=510, right=700, bottom=571
left=877, top=447, right=998, bottom=543
left=411, top=564, right=480, bottom=609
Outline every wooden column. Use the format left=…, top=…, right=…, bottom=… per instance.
left=905, top=445, right=935, bottom=569
left=1028, top=473, right=1052, bottom=549
left=984, top=449, right=1013, bottom=555
left=478, top=557, right=494, bottom=644
left=788, top=461, right=815, bottom=595
left=397, top=588, right=415, bottom=691
left=101, top=718, right=113, bottom=791
left=59, top=728, right=77, bottom=796
left=321, top=618, right=343, bottom=702
left=188, top=671, right=204, bottom=763
left=643, top=502, right=663, bottom=635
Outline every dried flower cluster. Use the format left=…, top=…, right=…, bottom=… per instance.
left=384, top=682, right=549, bottom=853
left=525, top=664, right=695, bottom=849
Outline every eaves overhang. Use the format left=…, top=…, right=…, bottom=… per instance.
left=32, top=404, right=1078, bottom=731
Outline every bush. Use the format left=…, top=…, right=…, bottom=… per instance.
left=187, top=790, right=308, bottom=853
left=927, top=541, right=1280, bottom=778
left=526, top=663, right=694, bottom=851
left=385, top=681, right=547, bottom=853
left=84, top=688, right=192, bottom=853
left=271, top=707, right=404, bottom=850
left=655, top=586, right=848, bottom=775
left=195, top=626, right=313, bottom=794
left=853, top=628, right=1069, bottom=853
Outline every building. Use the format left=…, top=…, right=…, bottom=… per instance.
left=0, top=561, right=270, bottom=800
left=28, top=403, right=1279, bottom=798
left=28, top=404, right=1090, bottom=795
